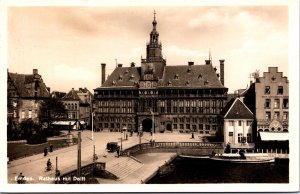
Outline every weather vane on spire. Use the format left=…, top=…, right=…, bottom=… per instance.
left=154, top=10, right=156, bottom=20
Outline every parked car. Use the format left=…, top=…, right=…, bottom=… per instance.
left=106, top=142, right=120, bottom=152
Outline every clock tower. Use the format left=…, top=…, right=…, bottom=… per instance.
left=141, top=10, right=166, bottom=81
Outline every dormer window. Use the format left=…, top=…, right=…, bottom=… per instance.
left=174, top=74, right=179, bottom=80
left=129, top=74, right=135, bottom=80
left=112, top=80, right=116, bottom=86
left=118, top=75, right=123, bottom=81
left=186, top=80, right=190, bottom=86
left=198, top=74, right=202, bottom=79
left=187, top=67, right=191, bottom=73
left=168, top=80, right=172, bottom=86
left=125, top=69, right=129, bottom=74
left=204, top=80, right=209, bottom=85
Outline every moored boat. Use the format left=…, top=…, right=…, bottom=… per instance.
left=210, top=153, right=275, bottom=163
left=158, top=163, right=175, bottom=176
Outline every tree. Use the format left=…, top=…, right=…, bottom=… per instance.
left=39, top=97, right=67, bottom=130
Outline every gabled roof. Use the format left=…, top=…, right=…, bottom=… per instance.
left=102, top=67, right=141, bottom=88
left=63, top=89, right=82, bottom=102
left=159, top=64, right=224, bottom=88
left=223, top=98, right=254, bottom=119
left=8, top=72, right=50, bottom=98
left=51, top=91, right=66, bottom=99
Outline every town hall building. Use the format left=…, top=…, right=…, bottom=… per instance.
left=93, top=13, right=228, bottom=135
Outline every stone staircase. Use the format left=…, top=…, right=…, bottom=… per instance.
left=105, top=156, right=144, bottom=180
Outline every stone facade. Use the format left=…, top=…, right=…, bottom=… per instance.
left=7, top=69, right=50, bottom=127
left=93, top=13, right=228, bottom=135
left=62, top=88, right=93, bottom=127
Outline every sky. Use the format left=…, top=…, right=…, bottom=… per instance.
left=7, top=5, right=289, bottom=93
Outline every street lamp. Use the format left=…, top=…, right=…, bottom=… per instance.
left=91, top=111, right=95, bottom=140
left=150, top=110, right=154, bottom=142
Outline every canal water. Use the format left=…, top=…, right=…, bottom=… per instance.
left=147, top=157, right=289, bottom=183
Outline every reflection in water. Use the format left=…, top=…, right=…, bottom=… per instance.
left=147, top=157, right=289, bottom=184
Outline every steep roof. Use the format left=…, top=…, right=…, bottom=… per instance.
left=223, top=98, right=254, bottom=119
left=100, top=64, right=224, bottom=89
left=8, top=72, right=50, bottom=98
left=159, top=64, right=224, bottom=88
left=102, top=67, right=141, bottom=88
left=63, top=89, right=82, bottom=102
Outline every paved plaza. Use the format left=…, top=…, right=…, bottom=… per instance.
left=7, top=130, right=202, bottom=184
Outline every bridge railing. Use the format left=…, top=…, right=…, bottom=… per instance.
left=120, top=141, right=224, bottom=156
left=58, top=162, right=106, bottom=184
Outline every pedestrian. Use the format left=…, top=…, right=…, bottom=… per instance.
left=117, top=147, right=120, bottom=158
left=49, top=144, right=53, bottom=152
left=44, top=147, right=48, bottom=156
left=17, top=172, right=25, bottom=184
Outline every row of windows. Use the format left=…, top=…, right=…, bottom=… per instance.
left=173, top=124, right=217, bottom=131
left=98, top=107, right=134, bottom=113
left=68, top=112, right=77, bottom=119
left=96, top=116, right=133, bottom=123
left=98, top=123, right=133, bottom=130
left=163, top=106, right=221, bottom=114
left=264, top=86, right=285, bottom=95
left=64, top=103, right=78, bottom=110
left=21, top=110, right=38, bottom=119
left=265, top=111, right=288, bottom=120
left=228, top=132, right=252, bottom=143
left=173, top=117, right=218, bottom=124
left=265, top=98, right=288, bottom=109
left=158, top=100, right=223, bottom=108
left=228, top=120, right=252, bottom=126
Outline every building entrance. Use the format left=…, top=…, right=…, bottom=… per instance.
left=142, top=118, right=153, bottom=132
left=166, top=123, right=172, bottom=132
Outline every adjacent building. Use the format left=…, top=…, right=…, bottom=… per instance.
left=221, top=97, right=255, bottom=150
left=61, top=87, right=93, bottom=128
left=243, top=67, right=289, bottom=150
left=7, top=69, right=50, bottom=136
left=94, top=13, right=228, bottom=134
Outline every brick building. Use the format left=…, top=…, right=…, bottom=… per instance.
left=243, top=67, right=289, bottom=149
left=93, top=13, right=228, bottom=135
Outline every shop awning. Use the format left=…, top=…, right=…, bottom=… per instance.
left=259, top=132, right=289, bottom=141
left=52, top=121, right=76, bottom=125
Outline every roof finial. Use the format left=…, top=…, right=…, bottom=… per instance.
left=154, top=10, right=156, bottom=20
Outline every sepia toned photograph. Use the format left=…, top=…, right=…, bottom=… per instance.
left=1, top=0, right=299, bottom=192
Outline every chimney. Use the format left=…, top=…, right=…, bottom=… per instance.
left=188, top=61, right=194, bottom=66
left=205, top=60, right=211, bottom=65
left=219, top=59, right=225, bottom=86
left=33, top=69, right=38, bottom=74
left=130, top=62, right=135, bottom=67
left=118, top=64, right=123, bottom=67
left=101, top=63, right=106, bottom=85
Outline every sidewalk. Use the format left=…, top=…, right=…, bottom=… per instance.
left=7, top=131, right=202, bottom=184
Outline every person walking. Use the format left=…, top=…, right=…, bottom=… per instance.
left=49, top=144, right=53, bottom=152
left=44, top=147, right=48, bottom=156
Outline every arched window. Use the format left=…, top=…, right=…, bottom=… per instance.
left=71, top=104, right=74, bottom=110
left=75, top=103, right=78, bottom=110
left=264, top=129, right=269, bottom=132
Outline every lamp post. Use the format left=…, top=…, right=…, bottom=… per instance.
left=150, top=110, right=155, bottom=142
left=91, top=111, right=95, bottom=140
